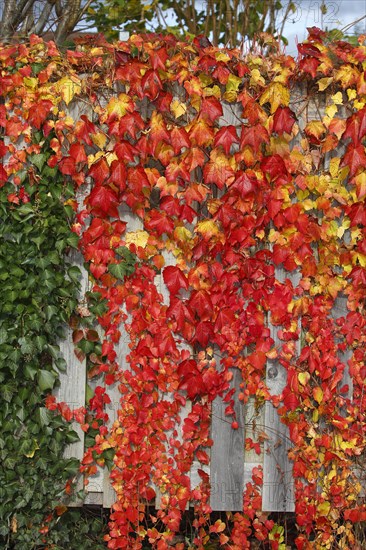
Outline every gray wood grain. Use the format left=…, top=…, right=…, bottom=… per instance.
left=262, top=267, right=299, bottom=512
left=210, top=362, right=245, bottom=511
left=55, top=251, right=88, bottom=504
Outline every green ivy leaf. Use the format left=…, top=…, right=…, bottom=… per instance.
left=38, top=370, right=57, bottom=391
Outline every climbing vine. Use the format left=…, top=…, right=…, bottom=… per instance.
left=1, top=29, right=366, bottom=549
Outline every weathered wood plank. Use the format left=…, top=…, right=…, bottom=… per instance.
left=55, top=251, right=88, bottom=504
left=210, top=364, right=245, bottom=511
left=262, top=267, right=299, bottom=512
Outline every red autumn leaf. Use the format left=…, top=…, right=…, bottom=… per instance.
left=343, top=107, right=366, bottom=143
left=109, top=160, right=127, bottom=190
left=282, top=387, right=299, bottom=411
left=189, top=119, right=215, bottom=147
left=203, top=151, right=235, bottom=189
left=163, top=265, right=188, bottom=295
left=27, top=99, right=53, bottom=129
left=194, top=320, right=213, bottom=347
left=214, top=125, right=239, bottom=154
left=87, top=185, right=119, bottom=217
left=299, top=56, right=320, bottom=78
left=214, top=308, right=236, bottom=332
left=59, top=156, right=76, bottom=177
left=145, top=210, right=175, bottom=235
left=297, top=42, right=322, bottom=58
left=69, top=142, right=87, bottom=164
left=189, top=290, right=213, bottom=320
left=170, top=126, right=191, bottom=155
left=126, top=166, right=150, bottom=195
left=200, top=96, right=223, bottom=122
left=149, top=111, right=171, bottom=152
left=272, top=107, right=296, bottom=134
left=89, top=157, right=110, bottom=184
left=75, top=115, right=97, bottom=145
left=341, top=144, right=366, bottom=177
left=0, top=141, right=8, bottom=157
left=0, top=163, right=7, bottom=183
left=230, top=171, right=257, bottom=196
left=347, top=202, right=366, bottom=226
left=119, top=112, right=145, bottom=140
left=184, top=147, right=206, bottom=173
left=114, top=141, right=138, bottom=163
left=261, top=155, right=290, bottom=186
left=141, top=69, right=162, bottom=99
left=178, top=360, right=205, bottom=399
left=240, top=124, right=269, bottom=151
left=195, top=449, right=209, bottom=464
left=150, top=46, right=168, bottom=70
left=160, top=195, right=181, bottom=217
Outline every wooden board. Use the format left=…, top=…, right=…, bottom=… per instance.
left=55, top=251, right=88, bottom=505
left=210, top=363, right=245, bottom=511
left=262, top=267, right=299, bottom=512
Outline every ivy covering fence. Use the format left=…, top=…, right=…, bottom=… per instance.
left=0, top=29, right=366, bottom=549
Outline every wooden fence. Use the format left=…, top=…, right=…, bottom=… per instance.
left=54, top=94, right=351, bottom=513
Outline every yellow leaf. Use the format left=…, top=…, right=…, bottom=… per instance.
left=354, top=171, right=366, bottom=199
left=106, top=93, right=133, bottom=118
left=318, top=77, right=333, bottom=91
left=125, top=230, right=149, bottom=248
left=298, top=372, right=310, bottom=385
left=57, top=76, right=81, bottom=105
left=259, top=82, right=290, bottom=114
left=223, top=74, right=242, bottom=102
left=331, top=91, right=343, bottom=105
left=105, top=152, right=118, bottom=165
left=174, top=226, right=193, bottom=242
left=347, top=88, right=357, bottom=101
left=91, top=131, right=107, bottom=150
left=325, top=104, right=338, bottom=120
left=317, top=501, right=331, bottom=517
left=335, top=65, right=360, bottom=87
left=23, top=76, right=38, bottom=90
left=195, top=220, right=220, bottom=238
left=329, top=157, right=341, bottom=178
left=171, top=99, right=187, bottom=118
left=250, top=68, right=265, bottom=87
left=215, top=51, right=230, bottom=62
left=313, top=386, right=323, bottom=404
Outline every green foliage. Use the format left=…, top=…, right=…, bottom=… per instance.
left=0, top=132, right=84, bottom=546
left=86, top=0, right=294, bottom=46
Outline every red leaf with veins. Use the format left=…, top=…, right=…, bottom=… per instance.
left=87, top=185, right=119, bottom=217
left=145, top=210, right=174, bottom=235
left=141, top=69, right=163, bottom=99
left=75, top=115, right=97, bottom=145
left=114, top=141, right=138, bottom=163
left=171, top=126, right=191, bottom=154
left=214, top=125, right=239, bottom=154
left=109, top=160, right=127, bottom=191
left=240, top=124, right=269, bottom=150
left=163, top=265, right=188, bottom=295
left=189, top=290, right=213, bottom=320
left=272, top=107, right=296, bottom=134
left=231, top=171, right=257, bottom=196
left=343, top=107, right=366, bottom=143
left=27, top=99, right=53, bottom=129
left=194, top=320, right=213, bottom=347
left=119, top=112, right=145, bottom=140
left=342, top=144, right=366, bottom=177
left=200, top=96, right=223, bottom=122
left=89, top=158, right=110, bottom=185
left=69, top=142, right=87, bottom=164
